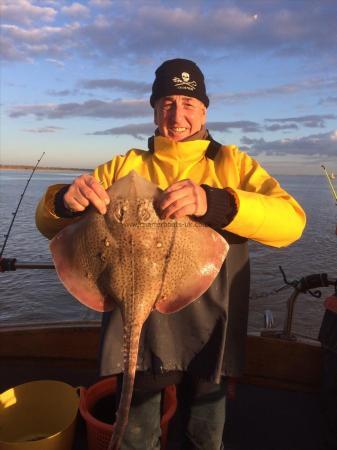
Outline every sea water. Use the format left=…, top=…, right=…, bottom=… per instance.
left=0, top=170, right=336, bottom=339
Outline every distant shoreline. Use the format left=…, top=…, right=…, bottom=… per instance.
left=0, top=165, right=92, bottom=172
left=0, top=164, right=329, bottom=177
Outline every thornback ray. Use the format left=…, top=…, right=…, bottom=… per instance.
left=50, top=170, right=229, bottom=450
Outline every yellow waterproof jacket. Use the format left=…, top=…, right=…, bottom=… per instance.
left=36, top=136, right=306, bottom=245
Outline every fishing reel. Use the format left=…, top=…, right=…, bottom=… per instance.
left=0, top=257, right=17, bottom=272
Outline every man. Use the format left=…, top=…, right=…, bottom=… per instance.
left=319, top=294, right=337, bottom=450
left=36, top=59, right=306, bottom=450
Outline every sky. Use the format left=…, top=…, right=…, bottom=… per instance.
left=1, top=0, right=337, bottom=175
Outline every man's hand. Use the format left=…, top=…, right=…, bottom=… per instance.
left=158, top=179, right=207, bottom=219
left=63, top=174, right=110, bottom=215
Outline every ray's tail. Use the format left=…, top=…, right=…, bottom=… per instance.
left=107, top=321, right=142, bottom=450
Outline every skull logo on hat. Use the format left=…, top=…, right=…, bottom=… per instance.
left=172, top=72, right=197, bottom=91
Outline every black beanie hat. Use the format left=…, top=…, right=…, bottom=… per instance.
left=150, top=58, right=209, bottom=108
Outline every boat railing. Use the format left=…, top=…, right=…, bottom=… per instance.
left=262, top=269, right=337, bottom=340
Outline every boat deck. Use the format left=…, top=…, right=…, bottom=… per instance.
left=1, top=323, right=327, bottom=449
left=70, top=383, right=323, bottom=450
left=1, top=359, right=323, bottom=450
left=224, top=383, right=322, bottom=450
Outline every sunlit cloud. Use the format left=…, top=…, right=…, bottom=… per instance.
left=1, top=22, right=81, bottom=61
left=89, top=0, right=113, bottom=7
left=0, top=35, right=29, bottom=62
left=61, top=3, right=90, bottom=18
left=0, top=0, right=57, bottom=25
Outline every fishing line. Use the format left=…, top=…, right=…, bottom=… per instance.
left=0, top=152, right=45, bottom=258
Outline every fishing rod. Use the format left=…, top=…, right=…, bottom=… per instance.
left=0, top=152, right=55, bottom=272
left=0, top=152, right=46, bottom=257
left=321, top=165, right=337, bottom=205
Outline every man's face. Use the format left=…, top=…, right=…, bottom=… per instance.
left=154, top=95, right=206, bottom=141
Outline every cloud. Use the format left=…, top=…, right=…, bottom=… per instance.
left=212, top=78, right=337, bottom=103
left=264, top=114, right=336, bottom=129
left=89, top=0, right=113, bottom=7
left=208, top=121, right=261, bottom=133
left=79, top=78, right=151, bottom=94
left=78, top=3, right=337, bottom=61
left=89, top=123, right=154, bottom=140
left=45, top=58, right=64, bottom=67
left=61, top=3, right=90, bottom=18
left=264, top=123, right=298, bottom=132
left=3, top=2, right=337, bottom=63
left=0, top=35, right=29, bottom=62
left=241, top=130, right=337, bottom=157
left=320, top=96, right=337, bottom=106
left=8, top=99, right=151, bottom=119
left=0, top=0, right=57, bottom=25
left=1, top=22, right=81, bottom=61
left=46, top=89, right=78, bottom=96
left=89, top=119, right=261, bottom=139
left=22, top=126, right=64, bottom=133
left=77, top=5, right=260, bottom=60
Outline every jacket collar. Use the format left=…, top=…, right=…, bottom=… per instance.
left=150, top=136, right=211, bottom=165
left=147, top=130, right=222, bottom=161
